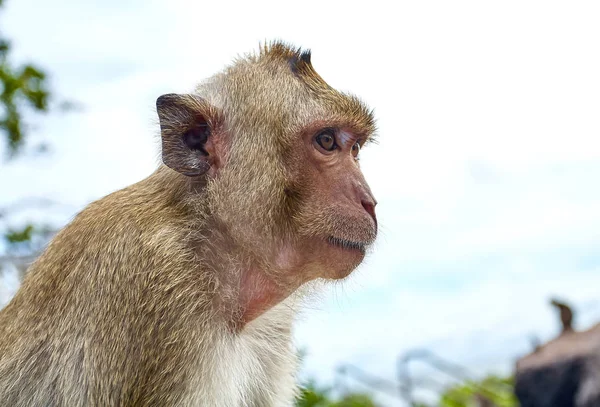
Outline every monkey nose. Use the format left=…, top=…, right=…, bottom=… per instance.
left=361, top=198, right=377, bottom=228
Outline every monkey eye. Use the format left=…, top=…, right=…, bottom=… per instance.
left=315, top=129, right=337, bottom=152
left=351, top=142, right=360, bottom=158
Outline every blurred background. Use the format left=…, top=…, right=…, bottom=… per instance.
left=1, top=1, right=600, bottom=406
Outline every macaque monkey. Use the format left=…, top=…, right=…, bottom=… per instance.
left=0, top=42, right=378, bottom=406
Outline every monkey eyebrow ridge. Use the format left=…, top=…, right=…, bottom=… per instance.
left=336, top=130, right=361, bottom=148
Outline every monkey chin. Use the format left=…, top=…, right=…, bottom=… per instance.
left=320, top=236, right=369, bottom=280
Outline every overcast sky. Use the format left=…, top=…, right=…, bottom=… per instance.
left=1, top=1, right=600, bottom=405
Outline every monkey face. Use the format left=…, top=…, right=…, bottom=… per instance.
left=284, top=125, right=377, bottom=280
left=157, top=43, right=378, bottom=284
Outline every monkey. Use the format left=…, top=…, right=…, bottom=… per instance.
left=550, top=298, right=574, bottom=334
left=0, top=42, right=378, bottom=406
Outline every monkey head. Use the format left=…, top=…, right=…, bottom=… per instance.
left=156, top=43, right=377, bottom=290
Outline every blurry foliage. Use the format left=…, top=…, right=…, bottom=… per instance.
left=3, top=224, right=54, bottom=254
left=5, top=224, right=33, bottom=243
left=0, top=0, right=54, bottom=252
left=0, top=14, right=50, bottom=156
left=294, top=349, right=518, bottom=407
left=296, top=381, right=379, bottom=407
left=439, top=375, right=518, bottom=407
left=296, top=381, right=330, bottom=407
left=295, top=350, right=379, bottom=407
left=1, top=0, right=81, bottom=159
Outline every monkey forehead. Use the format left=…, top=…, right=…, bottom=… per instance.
left=196, top=43, right=376, bottom=140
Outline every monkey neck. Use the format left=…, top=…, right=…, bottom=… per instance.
left=236, top=266, right=292, bottom=327
left=198, top=227, right=302, bottom=330
left=213, top=252, right=300, bottom=329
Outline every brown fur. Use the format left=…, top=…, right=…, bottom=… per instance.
left=0, top=42, right=377, bottom=406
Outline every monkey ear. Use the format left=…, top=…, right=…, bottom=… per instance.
left=156, top=93, right=221, bottom=177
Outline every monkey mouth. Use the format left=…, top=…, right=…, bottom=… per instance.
left=327, top=236, right=367, bottom=253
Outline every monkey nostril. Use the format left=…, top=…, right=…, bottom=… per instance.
left=361, top=200, right=377, bottom=226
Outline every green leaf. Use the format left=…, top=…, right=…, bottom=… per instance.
left=0, top=2, right=51, bottom=157
left=5, top=224, right=34, bottom=243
